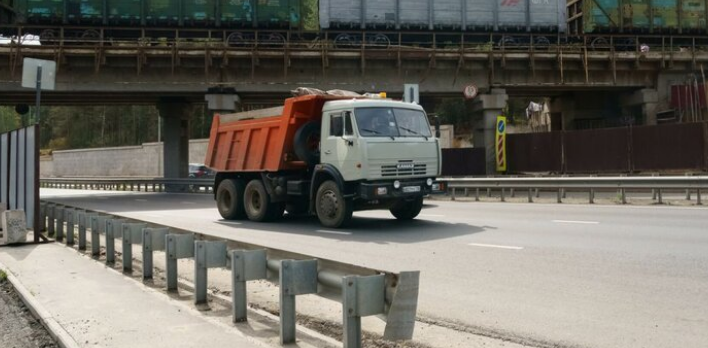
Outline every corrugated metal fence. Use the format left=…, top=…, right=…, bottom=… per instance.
left=1, top=125, right=40, bottom=239
left=441, top=122, right=708, bottom=176
left=508, top=122, right=708, bottom=174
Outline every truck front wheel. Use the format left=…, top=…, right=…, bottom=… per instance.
left=244, top=180, right=275, bottom=222
left=390, top=196, right=424, bottom=220
left=216, top=179, right=246, bottom=220
left=315, top=180, right=353, bottom=228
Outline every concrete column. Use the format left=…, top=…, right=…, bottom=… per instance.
left=158, top=99, right=190, bottom=182
left=472, top=89, right=508, bottom=175
left=622, top=89, right=659, bottom=126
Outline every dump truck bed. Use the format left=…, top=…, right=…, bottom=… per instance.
left=206, top=94, right=351, bottom=173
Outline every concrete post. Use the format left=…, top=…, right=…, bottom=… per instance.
left=472, top=89, right=509, bottom=175
left=157, top=99, right=190, bottom=190
left=622, top=89, right=659, bottom=126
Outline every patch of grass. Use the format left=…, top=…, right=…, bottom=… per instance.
left=0, top=270, right=7, bottom=282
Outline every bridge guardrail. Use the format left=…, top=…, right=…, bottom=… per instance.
left=437, top=176, right=708, bottom=205
left=39, top=200, right=419, bottom=348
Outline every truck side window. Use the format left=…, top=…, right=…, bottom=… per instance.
left=330, top=114, right=343, bottom=137
left=344, top=112, right=353, bottom=136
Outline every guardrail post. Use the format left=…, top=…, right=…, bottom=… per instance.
left=194, top=240, right=227, bottom=305
left=589, top=189, right=594, bottom=204
left=697, top=189, right=702, bottom=205
left=122, top=223, right=147, bottom=273
left=47, top=204, right=55, bottom=236
left=451, top=187, right=456, bottom=201
left=105, top=219, right=127, bottom=264
left=229, top=249, right=267, bottom=322
left=343, top=275, right=385, bottom=348
left=510, top=188, right=515, bottom=198
left=142, top=228, right=169, bottom=280
left=500, top=188, right=505, bottom=202
left=77, top=212, right=96, bottom=251
left=557, top=189, right=562, bottom=203
left=464, top=188, right=469, bottom=197
left=165, top=233, right=195, bottom=291
left=486, top=188, right=491, bottom=197
left=55, top=206, right=65, bottom=241
left=475, top=188, right=479, bottom=201
left=657, top=189, right=663, bottom=204
left=89, top=215, right=110, bottom=257
left=280, top=259, right=318, bottom=344
left=620, top=188, right=627, bottom=204
left=64, top=208, right=75, bottom=245
left=535, top=188, right=540, bottom=198
left=527, top=188, right=533, bottom=203
left=39, top=203, right=47, bottom=232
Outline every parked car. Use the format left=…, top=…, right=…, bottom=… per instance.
left=188, top=163, right=214, bottom=178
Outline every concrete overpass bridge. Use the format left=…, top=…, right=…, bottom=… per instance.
left=2, top=25, right=707, bottom=177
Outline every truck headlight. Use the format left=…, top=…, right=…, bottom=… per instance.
left=426, top=178, right=433, bottom=186
left=393, top=180, right=401, bottom=189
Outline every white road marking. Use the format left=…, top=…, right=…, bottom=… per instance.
left=420, top=214, right=445, bottom=217
left=315, top=230, right=352, bottom=235
left=552, top=220, right=600, bottom=225
left=468, top=243, right=524, bottom=250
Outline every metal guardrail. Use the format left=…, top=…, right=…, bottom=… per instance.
left=40, top=177, right=215, bottom=193
left=39, top=200, right=419, bottom=348
left=438, top=176, right=708, bottom=205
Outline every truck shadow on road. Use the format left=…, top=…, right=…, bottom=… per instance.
left=216, top=214, right=488, bottom=244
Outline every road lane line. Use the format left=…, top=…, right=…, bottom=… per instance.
left=315, top=230, right=352, bottom=235
left=552, top=220, right=600, bottom=224
left=468, top=243, right=524, bottom=250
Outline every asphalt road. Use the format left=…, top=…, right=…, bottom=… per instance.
left=41, top=189, right=708, bottom=348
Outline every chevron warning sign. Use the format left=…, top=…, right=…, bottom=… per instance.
left=495, top=116, right=507, bottom=172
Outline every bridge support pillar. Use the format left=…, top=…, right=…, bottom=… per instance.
left=622, top=89, right=658, bottom=126
left=472, top=89, right=509, bottom=175
left=158, top=99, right=190, bottom=190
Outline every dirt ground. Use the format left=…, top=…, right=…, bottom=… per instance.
left=0, top=274, right=58, bottom=348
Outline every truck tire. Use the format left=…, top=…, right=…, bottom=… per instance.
left=244, top=180, right=274, bottom=222
left=315, top=180, right=353, bottom=228
left=390, top=196, right=424, bottom=220
left=217, top=179, right=246, bottom=220
left=294, top=121, right=321, bottom=166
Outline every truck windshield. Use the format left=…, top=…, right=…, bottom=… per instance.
left=354, top=107, right=432, bottom=138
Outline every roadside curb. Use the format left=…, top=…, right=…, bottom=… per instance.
left=0, top=259, right=81, bottom=348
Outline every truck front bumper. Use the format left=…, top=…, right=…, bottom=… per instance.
left=358, top=179, right=433, bottom=200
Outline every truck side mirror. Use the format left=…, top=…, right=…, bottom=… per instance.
left=434, top=116, right=441, bottom=138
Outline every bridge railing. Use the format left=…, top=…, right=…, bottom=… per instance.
left=438, top=176, right=708, bottom=205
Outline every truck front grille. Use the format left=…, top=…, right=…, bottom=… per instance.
left=380, top=163, right=427, bottom=177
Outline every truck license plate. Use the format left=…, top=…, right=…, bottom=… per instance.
left=402, top=186, right=421, bottom=193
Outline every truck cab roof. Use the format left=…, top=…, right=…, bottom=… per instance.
left=322, top=98, right=424, bottom=113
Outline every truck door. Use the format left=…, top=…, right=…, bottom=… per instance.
left=321, top=111, right=360, bottom=181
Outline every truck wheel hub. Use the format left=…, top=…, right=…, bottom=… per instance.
left=320, top=191, right=338, bottom=217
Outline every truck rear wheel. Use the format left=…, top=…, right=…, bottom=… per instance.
left=315, top=180, right=353, bottom=228
left=390, top=196, right=424, bottom=220
left=244, top=180, right=275, bottom=222
left=216, top=179, right=246, bottom=220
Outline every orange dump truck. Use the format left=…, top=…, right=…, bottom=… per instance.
left=206, top=94, right=441, bottom=228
